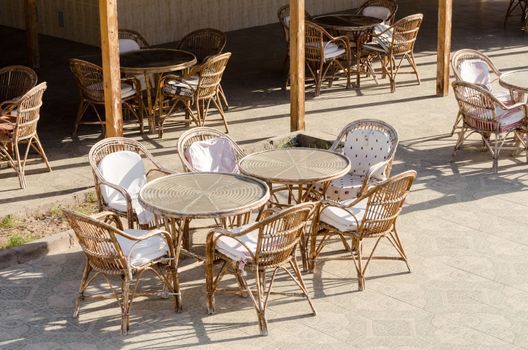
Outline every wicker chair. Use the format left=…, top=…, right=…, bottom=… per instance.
left=451, top=81, right=528, bottom=172
left=277, top=5, right=312, bottom=90
left=310, top=171, right=416, bottom=291
left=206, top=202, right=316, bottom=335
left=88, top=137, right=173, bottom=229
left=354, top=0, right=398, bottom=24
left=118, top=29, right=150, bottom=50
left=450, top=49, right=525, bottom=136
left=0, top=65, right=38, bottom=107
left=69, top=59, right=144, bottom=136
left=305, top=20, right=352, bottom=96
left=64, top=209, right=178, bottom=335
left=319, top=119, right=398, bottom=202
left=177, top=126, right=245, bottom=172
left=363, top=14, right=423, bottom=93
left=0, top=82, right=51, bottom=189
left=504, top=0, right=528, bottom=27
left=157, top=52, right=231, bottom=137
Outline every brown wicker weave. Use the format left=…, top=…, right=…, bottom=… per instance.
left=0, top=82, right=51, bottom=189
left=309, top=171, right=416, bottom=291
left=305, top=20, right=352, bottom=96
left=206, top=202, right=316, bottom=335
left=0, top=65, right=37, bottom=107
left=364, top=13, right=423, bottom=93
left=277, top=5, right=312, bottom=90
left=88, top=137, right=173, bottom=229
left=64, top=209, right=178, bottom=335
left=504, top=0, right=528, bottom=28
left=118, top=29, right=150, bottom=49
left=69, top=58, right=144, bottom=136
left=177, top=126, right=245, bottom=172
left=451, top=80, right=528, bottom=172
left=355, top=0, right=398, bottom=24
left=157, top=52, right=231, bottom=137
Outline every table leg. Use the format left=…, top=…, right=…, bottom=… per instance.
left=166, top=217, right=184, bottom=311
left=144, top=73, right=157, bottom=134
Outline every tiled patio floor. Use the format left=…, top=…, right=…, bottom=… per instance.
left=2, top=0, right=528, bottom=348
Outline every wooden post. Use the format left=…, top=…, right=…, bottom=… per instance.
left=436, top=0, right=453, bottom=96
left=24, top=0, right=39, bottom=69
left=99, top=0, right=123, bottom=137
left=290, top=0, right=305, bottom=131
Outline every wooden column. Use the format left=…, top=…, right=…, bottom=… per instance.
left=24, top=0, right=39, bottom=69
left=436, top=0, right=453, bottom=96
left=99, top=0, right=123, bottom=137
left=289, top=0, right=305, bottom=131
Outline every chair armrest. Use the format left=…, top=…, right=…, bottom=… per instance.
left=98, top=179, right=134, bottom=214
left=90, top=211, right=124, bottom=230
left=0, top=99, right=18, bottom=114
left=146, top=167, right=175, bottom=177
left=159, top=74, right=196, bottom=93
left=207, top=227, right=256, bottom=261
left=319, top=199, right=362, bottom=229
left=116, top=228, right=175, bottom=268
left=329, top=36, right=352, bottom=55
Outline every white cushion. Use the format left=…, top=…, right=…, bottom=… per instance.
left=362, top=6, right=392, bottom=21
left=283, top=15, right=291, bottom=28
left=119, top=39, right=141, bottom=54
left=496, top=107, right=525, bottom=131
left=98, top=151, right=153, bottom=225
left=306, top=41, right=346, bottom=60
left=215, top=224, right=258, bottom=263
left=373, top=23, right=393, bottom=52
left=87, top=82, right=136, bottom=99
left=186, top=137, right=238, bottom=173
left=457, top=59, right=491, bottom=90
left=117, top=229, right=168, bottom=267
left=163, top=76, right=198, bottom=97
left=320, top=199, right=367, bottom=232
left=344, top=129, right=392, bottom=176
left=322, top=174, right=382, bottom=201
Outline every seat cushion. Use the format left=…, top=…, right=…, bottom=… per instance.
left=186, top=137, right=238, bottom=173
left=163, top=76, right=198, bottom=97
left=344, top=129, right=392, bottom=177
left=0, top=115, right=16, bottom=140
left=215, top=224, right=258, bottom=263
left=457, top=59, right=492, bottom=90
left=306, top=41, right=346, bottom=60
left=87, top=82, right=136, bottom=99
left=362, top=6, right=392, bottom=21
left=496, top=107, right=525, bottom=132
left=119, top=39, right=141, bottom=54
left=322, top=174, right=382, bottom=201
left=118, top=229, right=168, bottom=267
left=320, top=199, right=367, bottom=232
left=98, top=151, right=153, bottom=225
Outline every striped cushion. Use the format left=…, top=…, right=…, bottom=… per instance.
left=496, top=107, right=525, bottom=132
left=163, top=75, right=199, bottom=97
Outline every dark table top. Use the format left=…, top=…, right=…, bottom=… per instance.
left=313, top=14, right=382, bottom=32
left=119, top=48, right=197, bottom=74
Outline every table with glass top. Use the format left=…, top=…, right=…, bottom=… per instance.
left=500, top=69, right=528, bottom=96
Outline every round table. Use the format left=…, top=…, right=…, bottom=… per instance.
left=313, top=14, right=382, bottom=87
left=499, top=69, right=528, bottom=95
left=120, top=49, right=197, bottom=133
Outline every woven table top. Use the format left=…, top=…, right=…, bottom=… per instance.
left=120, top=49, right=197, bottom=74
left=238, top=148, right=351, bottom=184
left=139, top=173, right=269, bottom=219
left=500, top=69, right=528, bottom=92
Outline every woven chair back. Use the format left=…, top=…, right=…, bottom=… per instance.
left=277, top=5, right=312, bottom=43
left=69, top=59, right=105, bottom=102
left=0, top=65, right=38, bottom=102
left=357, top=0, right=398, bottom=23
left=255, top=202, right=315, bottom=268
left=177, top=126, right=245, bottom=172
left=64, top=209, right=128, bottom=274
left=305, top=21, right=333, bottom=64
left=195, top=52, right=231, bottom=100
left=178, top=28, right=226, bottom=63
left=451, top=49, right=500, bottom=83
left=10, top=82, right=47, bottom=141
left=118, top=29, right=150, bottom=48
left=359, top=171, right=415, bottom=238
left=390, top=14, right=423, bottom=55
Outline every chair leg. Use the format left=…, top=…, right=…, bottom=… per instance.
left=254, top=269, right=269, bottom=336
left=282, top=54, right=290, bottom=91
left=121, top=275, right=131, bottom=335
left=72, top=100, right=89, bottom=137
left=352, top=239, right=365, bottom=291
left=33, top=135, right=52, bottom=172
left=450, top=112, right=462, bottom=137
left=218, top=85, right=229, bottom=111
left=288, top=259, right=316, bottom=315
left=13, top=143, right=25, bottom=188
left=73, top=262, right=92, bottom=318
left=408, top=53, right=421, bottom=85
left=212, top=95, right=230, bottom=133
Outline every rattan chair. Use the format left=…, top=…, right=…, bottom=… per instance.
left=450, top=49, right=525, bottom=136
left=305, top=21, right=352, bottom=96
left=69, top=59, right=144, bottom=136
left=363, top=14, right=423, bottom=93
left=451, top=80, right=528, bottom=172
left=177, top=126, right=245, bottom=172
left=504, top=0, right=528, bottom=27
left=89, top=137, right=173, bottom=229
left=354, top=0, right=398, bottom=24
left=0, top=82, right=51, bottom=189
left=157, top=52, right=231, bottom=137
left=206, top=202, right=316, bottom=335
left=310, top=171, right=416, bottom=291
left=319, top=119, right=398, bottom=202
left=118, top=29, right=150, bottom=50
left=64, top=209, right=178, bottom=335
left=277, top=5, right=312, bottom=90
left=0, top=65, right=38, bottom=108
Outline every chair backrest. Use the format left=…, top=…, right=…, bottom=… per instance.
left=278, top=5, right=312, bottom=44
left=10, top=82, right=47, bottom=141
left=390, top=13, right=423, bottom=55
left=451, top=49, right=499, bottom=89
left=255, top=202, right=315, bottom=267
left=305, top=21, right=334, bottom=64
left=358, top=0, right=398, bottom=23
left=64, top=209, right=128, bottom=274
left=69, top=58, right=104, bottom=102
left=178, top=28, right=226, bottom=63
left=330, top=119, right=399, bottom=179
left=177, top=126, right=245, bottom=172
left=359, top=170, right=416, bottom=237
left=195, top=52, right=231, bottom=100
left=0, top=65, right=38, bottom=102
left=118, top=29, right=150, bottom=52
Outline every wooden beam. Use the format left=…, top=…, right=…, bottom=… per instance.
left=289, top=0, right=305, bottom=131
left=24, top=0, right=39, bottom=69
left=99, top=0, right=123, bottom=137
left=436, top=0, right=453, bottom=96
